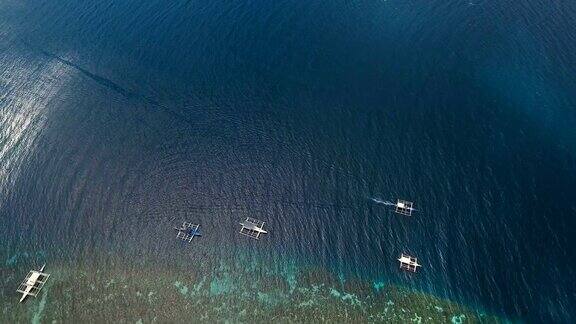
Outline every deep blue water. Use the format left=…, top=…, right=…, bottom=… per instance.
left=1, top=0, right=576, bottom=322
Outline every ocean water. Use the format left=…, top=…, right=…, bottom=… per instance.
left=1, top=0, right=575, bottom=322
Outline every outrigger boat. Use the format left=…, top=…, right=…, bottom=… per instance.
left=239, top=217, right=268, bottom=239
left=17, top=264, right=50, bottom=303
left=394, top=199, right=416, bottom=216
left=397, top=254, right=422, bottom=272
left=174, top=222, right=202, bottom=242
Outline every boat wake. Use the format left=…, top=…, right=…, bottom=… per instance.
left=369, top=198, right=396, bottom=206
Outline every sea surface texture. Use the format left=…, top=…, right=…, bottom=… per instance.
left=1, top=0, right=575, bottom=322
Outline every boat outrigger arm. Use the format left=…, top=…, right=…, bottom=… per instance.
left=17, top=264, right=50, bottom=303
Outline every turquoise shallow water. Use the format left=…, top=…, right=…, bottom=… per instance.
left=1, top=0, right=576, bottom=322
left=1, top=246, right=502, bottom=322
